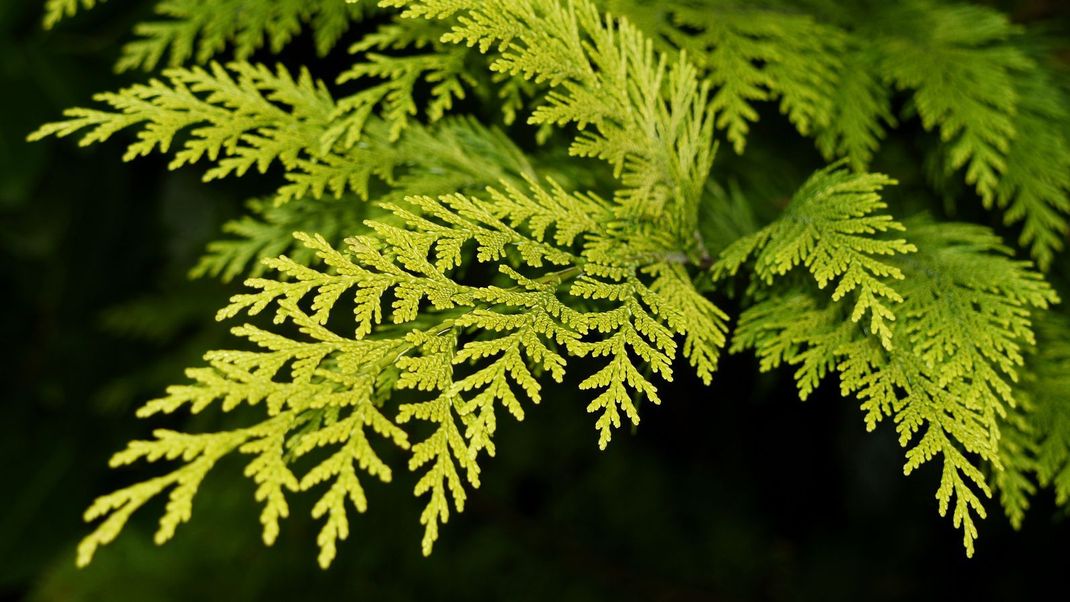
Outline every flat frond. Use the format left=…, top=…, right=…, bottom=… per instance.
left=43, top=0, right=103, bottom=28
left=191, top=197, right=376, bottom=282
left=732, top=219, right=1057, bottom=556
left=29, top=66, right=547, bottom=209
left=649, top=262, right=728, bottom=385
left=115, top=0, right=373, bottom=72
left=660, top=2, right=846, bottom=154
left=398, top=0, right=716, bottom=255
left=874, top=2, right=1030, bottom=203
left=328, top=49, right=472, bottom=145
left=1011, top=313, right=1070, bottom=511
left=992, top=69, right=1070, bottom=271
left=713, top=164, right=915, bottom=348
left=813, top=49, right=894, bottom=171
left=28, top=62, right=335, bottom=184
left=80, top=173, right=722, bottom=561
left=43, top=0, right=1070, bottom=570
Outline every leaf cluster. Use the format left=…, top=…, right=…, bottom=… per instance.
left=31, top=0, right=1070, bottom=567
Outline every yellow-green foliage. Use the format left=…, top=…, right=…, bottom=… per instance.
left=994, top=312, right=1070, bottom=528
left=730, top=221, right=1057, bottom=555
left=47, top=0, right=373, bottom=69
left=605, top=0, right=1070, bottom=269
left=713, top=164, right=916, bottom=349
left=75, top=178, right=728, bottom=566
left=32, top=0, right=1070, bottom=568
left=43, top=0, right=103, bottom=29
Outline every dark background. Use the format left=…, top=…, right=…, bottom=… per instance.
left=2, top=1, right=1068, bottom=600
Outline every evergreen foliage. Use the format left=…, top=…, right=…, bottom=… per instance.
left=31, top=0, right=1070, bottom=568
left=729, top=220, right=1058, bottom=555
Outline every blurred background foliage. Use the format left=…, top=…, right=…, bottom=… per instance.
left=2, top=1, right=1069, bottom=600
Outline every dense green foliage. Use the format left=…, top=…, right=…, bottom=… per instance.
left=27, top=0, right=1070, bottom=571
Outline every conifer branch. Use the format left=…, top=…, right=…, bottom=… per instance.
left=32, top=0, right=1070, bottom=567
left=732, top=220, right=1057, bottom=555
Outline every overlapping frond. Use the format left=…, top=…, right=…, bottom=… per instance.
left=733, top=220, right=1057, bottom=555
left=649, top=262, right=728, bottom=385
left=994, top=312, right=1070, bottom=525
left=187, top=114, right=545, bottom=283
left=28, top=65, right=543, bottom=208
left=873, top=2, right=1029, bottom=203
left=44, top=0, right=371, bottom=68
left=1026, top=315, right=1070, bottom=507
left=190, top=197, right=377, bottom=283
left=117, top=0, right=373, bottom=71
left=813, top=48, right=894, bottom=171
left=78, top=175, right=727, bottom=563
left=608, top=0, right=1070, bottom=269
left=993, top=403, right=1040, bottom=529
left=622, top=1, right=846, bottom=154
left=38, top=0, right=1070, bottom=570
left=28, top=61, right=402, bottom=204
left=992, top=69, right=1070, bottom=270
left=776, top=0, right=1043, bottom=198
left=391, top=0, right=716, bottom=254
left=713, top=164, right=915, bottom=348
left=328, top=47, right=472, bottom=145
